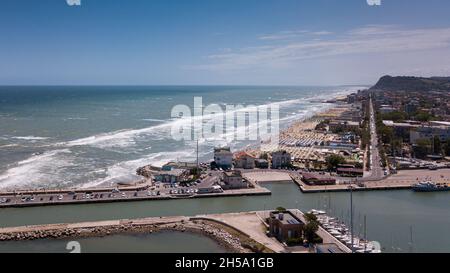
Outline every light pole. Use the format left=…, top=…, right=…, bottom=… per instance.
left=350, top=183, right=355, bottom=253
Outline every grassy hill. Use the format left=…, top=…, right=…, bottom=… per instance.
left=371, top=75, right=450, bottom=92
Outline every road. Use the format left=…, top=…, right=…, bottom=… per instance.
left=363, top=95, right=385, bottom=181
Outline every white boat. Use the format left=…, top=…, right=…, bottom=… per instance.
left=329, top=229, right=342, bottom=236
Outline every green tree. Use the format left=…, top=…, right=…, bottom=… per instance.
left=325, top=154, right=346, bottom=171
left=443, top=139, right=450, bottom=156
left=433, top=136, right=442, bottom=155
left=260, top=153, right=269, bottom=160
left=379, top=125, right=394, bottom=144
left=414, top=139, right=431, bottom=159
left=382, top=111, right=407, bottom=122
left=303, top=220, right=319, bottom=244
left=414, top=111, right=434, bottom=122
left=303, top=213, right=318, bottom=223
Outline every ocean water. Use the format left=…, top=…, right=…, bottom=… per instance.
left=0, top=86, right=360, bottom=190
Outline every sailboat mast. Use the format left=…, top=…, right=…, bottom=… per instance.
left=350, top=185, right=354, bottom=253
left=364, top=215, right=367, bottom=252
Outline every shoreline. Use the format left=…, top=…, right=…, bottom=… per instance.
left=0, top=90, right=353, bottom=194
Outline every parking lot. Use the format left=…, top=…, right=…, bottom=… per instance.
left=0, top=171, right=224, bottom=207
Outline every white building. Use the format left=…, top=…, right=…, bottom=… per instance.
left=214, top=147, right=233, bottom=169
left=271, top=150, right=292, bottom=169
left=221, top=171, right=248, bottom=190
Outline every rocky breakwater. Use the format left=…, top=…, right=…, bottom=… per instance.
left=136, top=164, right=160, bottom=178
left=0, top=223, right=157, bottom=242
left=0, top=218, right=248, bottom=253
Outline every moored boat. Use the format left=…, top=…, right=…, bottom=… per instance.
left=412, top=181, right=450, bottom=192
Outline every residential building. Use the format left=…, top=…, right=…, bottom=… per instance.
left=234, top=152, right=256, bottom=169
left=328, top=120, right=360, bottom=133
left=271, top=150, right=291, bottom=169
left=268, top=211, right=304, bottom=242
left=410, top=125, right=450, bottom=144
left=153, top=169, right=189, bottom=184
left=379, top=105, right=396, bottom=114
left=214, top=147, right=233, bottom=169
left=221, top=170, right=248, bottom=190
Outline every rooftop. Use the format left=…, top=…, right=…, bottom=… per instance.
left=271, top=211, right=303, bottom=226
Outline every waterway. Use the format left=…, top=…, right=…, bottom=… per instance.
left=0, top=231, right=227, bottom=253
left=1, top=183, right=449, bottom=253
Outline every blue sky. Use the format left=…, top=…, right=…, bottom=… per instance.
left=1, top=0, right=450, bottom=85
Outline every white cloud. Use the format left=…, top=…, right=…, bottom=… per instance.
left=258, top=30, right=309, bottom=41
left=187, top=25, right=450, bottom=72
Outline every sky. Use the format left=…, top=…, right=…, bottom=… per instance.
left=1, top=0, right=450, bottom=86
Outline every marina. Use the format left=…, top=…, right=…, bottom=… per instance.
left=1, top=183, right=450, bottom=253
left=310, top=209, right=380, bottom=253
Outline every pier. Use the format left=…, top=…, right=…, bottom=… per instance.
left=0, top=184, right=270, bottom=208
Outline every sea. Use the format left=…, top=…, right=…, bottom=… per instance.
left=2, top=86, right=450, bottom=253
left=0, top=85, right=360, bottom=190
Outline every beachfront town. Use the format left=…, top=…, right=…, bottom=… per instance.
left=1, top=76, right=450, bottom=253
